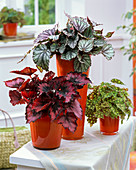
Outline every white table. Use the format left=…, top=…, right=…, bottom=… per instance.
left=10, top=117, right=136, bottom=170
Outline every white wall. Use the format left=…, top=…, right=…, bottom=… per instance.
left=0, top=40, right=34, bottom=126
left=84, top=0, right=133, bottom=105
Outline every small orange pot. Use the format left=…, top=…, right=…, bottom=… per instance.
left=3, top=23, right=18, bottom=36
left=30, top=115, right=62, bottom=150
left=56, top=55, right=90, bottom=140
left=100, top=116, right=119, bottom=135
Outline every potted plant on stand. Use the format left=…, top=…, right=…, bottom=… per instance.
left=20, top=12, right=115, bottom=140
left=5, top=67, right=91, bottom=149
left=0, top=6, right=26, bottom=36
left=86, top=79, right=132, bottom=135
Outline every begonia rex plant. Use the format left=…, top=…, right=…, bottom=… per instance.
left=5, top=67, right=91, bottom=132
left=21, top=13, right=115, bottom=72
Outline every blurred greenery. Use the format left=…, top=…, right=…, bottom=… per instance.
left=24, top=0, right=55, bottom=25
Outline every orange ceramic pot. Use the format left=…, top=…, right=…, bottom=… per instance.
left=3, top=23, right=18, bottom=36
left=100, top=116, right=119, bottom=135
left=56, top=55, right=90, bottom=140
left=130, top=151, right=136, bottom=170
left=30, top=115, right=62, bottom=150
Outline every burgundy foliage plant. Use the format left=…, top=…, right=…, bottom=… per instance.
left=5, top=67, right=91, bottom=132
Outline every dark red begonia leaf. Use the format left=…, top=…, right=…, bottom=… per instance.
left=66, top=72, right=91, bottom=89
left=67, top=99, right=82, bottom=119
left=58, top=112, right=77, bottom=133
left=42, top=71, right=55, bottom=82
left=4, top=77, right=25, bottom=88
left=21, top=90, right=37, bottom=99
left=38, top=83, right=51, bottom=95
left=10, top=67, right=37, bottom=76
left=28, top=75, right=41, bottom=89
left=32, top=74, right=41, bottom=83
left=25, top=102, right=43, bottom=123
left=19, top=79, right=30, bottom=91
left=56, top=81, right=77, bottom=103
left=48, top=102, right=63, bottom=120
left=32, top=96, right=51, bottom=112
left=9, top=90, right=25, bottom=106
left=51, top=76, right=66, bottom=89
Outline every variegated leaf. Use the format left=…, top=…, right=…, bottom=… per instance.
left=61, top=50, right=77, bottom=60
left=82, top=26, right=93, bottom=39
left=102, top=44, right=115, bottom=60
left=59, top=44, right=66, bottom=54
left=74, top=54, right=91, bottom=72
left=94, top=39, right=105, bottom=47
left=33, top=44, right=51, bottom=71
left=78, top=39, right=94, bottom=53
left=68, top=35, right=79, bottom=49
left=65, top=12, right=89, bottom=33
left=111, top=79, right=125, bottom=85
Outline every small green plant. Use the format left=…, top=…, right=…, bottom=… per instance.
left=0, top=6, right=26, bottom=27
left=86, top=79, right=132, bottom=126
left=117, top=9, right=136, bottom=75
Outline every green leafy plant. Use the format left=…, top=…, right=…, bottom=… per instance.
left=86, top=79, right=132, bottom=126
left=117, top=9, right=136, bottom=75
left=0, top=6, right=26, bottom=27
left=22, top=13, right=115, bottom=72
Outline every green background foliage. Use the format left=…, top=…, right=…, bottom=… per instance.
left=24, top=0, right=55, bottom=25
left=117, top=9, right=136, bottom=75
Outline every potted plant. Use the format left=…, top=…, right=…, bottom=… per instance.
left=86, top=79, right=132, bottom=135
left=0, top=6, right=26, bottom=36
left=20, top=12, right=115, bottom=140
left=4, top=67, right=90, bottom=149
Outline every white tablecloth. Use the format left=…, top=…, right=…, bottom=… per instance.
left=10, top=116, right=136, bottom=170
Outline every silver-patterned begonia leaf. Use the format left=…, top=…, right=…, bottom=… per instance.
left=90, top=46, right=103, bottom=56
left=65, top=12, right=89, bottom=33
left=94, top=38, right=105, bottom=47
left=63, top=23, right=75, bottom=37
left=78, top=39, right=94, bottom=53
left=49, top=34, right=60, bottom=41
left=33, top=44, right=51, bottom=71
left=74, top=54, right=91, bottom=72
left=50, top=43, right=58, bottom=52
left=82, top=26, right=93, bottom=39
left=59, top=44, right=66, bottom=54
left=59, top=33, right=67, bottom=44
left=61, top=50, right=77, bottom=60
left=34, top=24, right=58, bottom=44
left=102, top=44, right=115, bottom=60
left=68, top=35, right=79, bottom=49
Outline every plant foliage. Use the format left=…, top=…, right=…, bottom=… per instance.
left=22, top=13, right=115, bottom=72
left=86, top=79, right=132, bottom=126
left=0, top=6, right=26, bottom=27
left=117, top=9, right=136, bottom=75
left=5, top=67, right=91, bottom=133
